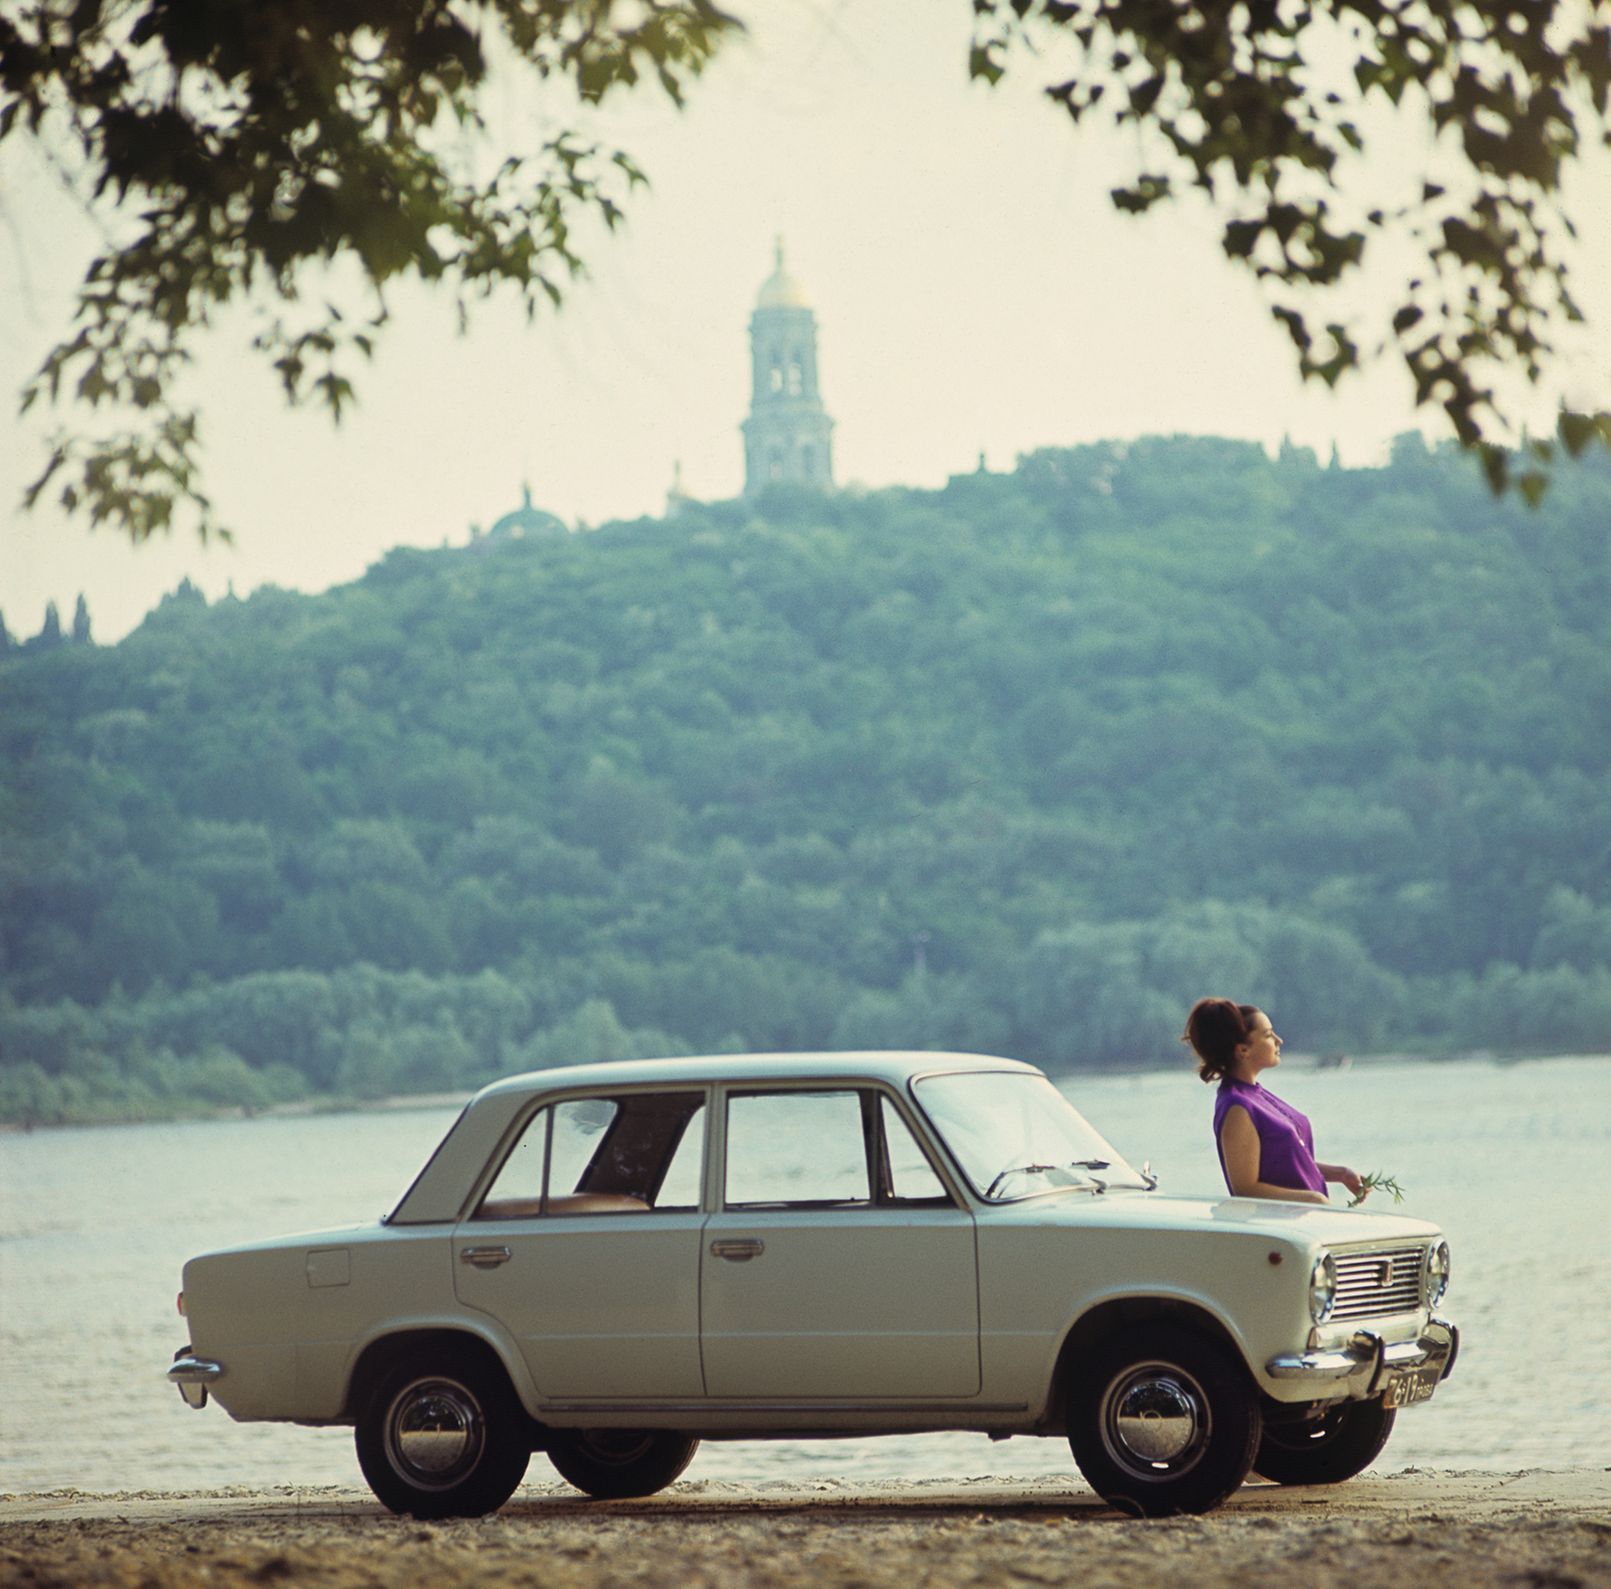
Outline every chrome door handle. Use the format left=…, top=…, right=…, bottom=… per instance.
left=710, top=1239, right=765, bottom=1262
left=459, top=1245, right=513, bottom=1269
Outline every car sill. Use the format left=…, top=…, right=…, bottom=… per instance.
left=540, top=1399, right=1030, bottom=1415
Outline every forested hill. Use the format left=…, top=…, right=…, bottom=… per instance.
left=4, top=434, right=1610, bottom=1122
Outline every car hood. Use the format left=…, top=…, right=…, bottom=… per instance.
left=985, top=1187, right=1442, bottom=1247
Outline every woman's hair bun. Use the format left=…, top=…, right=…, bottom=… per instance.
left=1182, top=997, right=1258, bottom=1083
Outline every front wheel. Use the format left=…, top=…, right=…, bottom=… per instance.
left=1254, top=1398, right=1396, bottom=1485
left=355, top=1349, right=531, bottom=1518
left=546, top=1429, right=699, bottom=1499
left=1068, top=1324, right=1261, bottom=1517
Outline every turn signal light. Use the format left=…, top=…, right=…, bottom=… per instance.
left=177, top=1291, right=186, bottom=1317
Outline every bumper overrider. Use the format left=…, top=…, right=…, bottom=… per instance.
left=168, top=1345, right=224, bottom=1409
left=1266, top=1316, right=1459, bottom=1402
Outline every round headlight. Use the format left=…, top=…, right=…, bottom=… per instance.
left=1309, top=1253, right=1337, bottom=1324
left=1422, top=1240, right=1451, bottom=1308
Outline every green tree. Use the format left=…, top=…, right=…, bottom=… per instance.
left=521, top=998, right=686, bottom=1068
left=0, top=1059, right=62, bottom=1125
left=30, top=601, right=63, bottom=650
left=1530, top=886, right=1611, bottom=973
left=829, top=972, right=1011, bottom=1057
left=82, top=863, right=220, bottom=993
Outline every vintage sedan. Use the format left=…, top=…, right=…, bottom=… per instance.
left=168, top=1052, right=1456, bottom=1517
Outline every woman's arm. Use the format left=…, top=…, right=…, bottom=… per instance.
left=1220, top=1106, right=1330, bottom=1204
left=1317, top=1161, right=1366, bottom=1199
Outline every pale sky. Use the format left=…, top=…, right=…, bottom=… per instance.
left=3, top=0, right=1608, bottom=643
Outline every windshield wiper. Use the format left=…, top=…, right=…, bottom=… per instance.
left=985, top=1160, right=1112, bottom=1199
left=985, top=1163, right=1058, bottom=1199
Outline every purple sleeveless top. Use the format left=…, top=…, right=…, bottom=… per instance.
left=1213, top=1078, right=1327, bottom=1196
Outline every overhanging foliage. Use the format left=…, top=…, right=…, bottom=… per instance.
left=3, top=0, right=737, bottom=541
left=972, top=0, right=1611, bottom=496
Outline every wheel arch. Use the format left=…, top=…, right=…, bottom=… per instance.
left=1045, top=1294, right=1251, bottom=1433
left=342, top=1326, right=544, bottom=1445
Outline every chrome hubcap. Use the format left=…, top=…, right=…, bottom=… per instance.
left=385, top=1377, right=485, bottom=1488
left=1101, top=1362, right=1209, bottom=1476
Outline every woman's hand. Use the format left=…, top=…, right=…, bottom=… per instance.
left=1323, top=1163, right=1366, bottom=1200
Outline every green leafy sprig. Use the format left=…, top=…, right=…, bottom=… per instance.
left=1349, top=1171, right=1406, bottom=1208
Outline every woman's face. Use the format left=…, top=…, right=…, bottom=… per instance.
left=1235, top=1010, right=1282, bottom=1075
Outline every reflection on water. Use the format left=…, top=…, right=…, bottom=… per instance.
left=2, top=1057, right=1607, bottom=1494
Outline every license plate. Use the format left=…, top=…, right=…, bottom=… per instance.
left=1383, top=1365, right=1440, bottom=1408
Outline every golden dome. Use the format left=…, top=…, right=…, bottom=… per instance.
left=756, top=238, right=810, bottom=310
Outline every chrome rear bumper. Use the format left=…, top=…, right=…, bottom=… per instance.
left=168, top=1347, right=224, bottom=1409
left=1266, top=1316, right=1458, bottom=1395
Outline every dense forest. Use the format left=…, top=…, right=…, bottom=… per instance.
left=3, top=434, right=1609, bottom=1123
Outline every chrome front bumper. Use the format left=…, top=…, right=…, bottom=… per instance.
left=1266, top=1316, right=1459, bottom=1395
left=168, top=1347, right=224, bottom=1409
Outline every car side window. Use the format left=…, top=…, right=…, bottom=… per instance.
left=548, top=1097, right=617, bottom=1199
left=475, top=1091, right=705, bottom=1218
left=476, top=1110, right=553, bottom=1217
left=654, top=1104, right=705, bottom=1210
left=724, top=1090, right=871, bottom=1207
left=880, top=1096, right=950, bottom=1203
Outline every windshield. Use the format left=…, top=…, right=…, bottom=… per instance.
left=913, top=1071, right=1145, bottom=1200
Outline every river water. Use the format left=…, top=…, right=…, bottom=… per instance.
left=2, top=1056, right=1608, bottom=1495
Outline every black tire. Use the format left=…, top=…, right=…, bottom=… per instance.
left=355, top=1348, right=531, bottom=1518
left=1067, top=1324, right=1262, bottom=1518
left=546, top=1429, right=699, bottom=1499
left=1254, top=1399, right=1396, bottom=1485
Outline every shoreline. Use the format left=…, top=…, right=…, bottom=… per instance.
left=6, top=1467, right=1610, bottom=1519
left=5, top=1471, right=1609, bottom=1588
left=4, top=1049, right=1607, bottom=1135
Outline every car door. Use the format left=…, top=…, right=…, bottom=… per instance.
left=700, top=1086, right=980, bottom=1399
left=453, top=1089, right=707, bottom=1399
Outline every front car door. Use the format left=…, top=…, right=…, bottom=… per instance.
left=453, top=1087, right=708, bottom=1399
left=700, top=1085, right=980, bottom=1399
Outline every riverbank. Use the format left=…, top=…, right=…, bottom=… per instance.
left=6, top=1048, right=1606, bottom=1132
left=4, top=1472, right=1608, bottom=1587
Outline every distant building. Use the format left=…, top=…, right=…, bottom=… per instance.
left=742, top=241, right=835, bottom=495
left=665, top=460, right=695, bottom=519
left=486, top=484, right=567, bottom=541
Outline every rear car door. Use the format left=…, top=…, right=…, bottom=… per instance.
left=453, top=1088, right=707, bottom=1399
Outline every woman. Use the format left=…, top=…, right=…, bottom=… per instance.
left=1183, top=998, right=1366, bottom=1205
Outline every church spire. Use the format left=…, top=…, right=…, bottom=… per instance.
left=742, top=240, right=834, bottom=494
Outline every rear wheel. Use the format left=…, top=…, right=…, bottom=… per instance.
left=1254, top=1399, right=1396, bottom=1485
left=546, top=1429, right=699, bottom=1499
left=1068, top=1324, right=1261, bottom=1517
left=356, top=1348, right=530, bottom=1518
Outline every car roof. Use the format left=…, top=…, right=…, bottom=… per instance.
left=388, top=1050, right=1040, bottom=1225
left=473, top=1049, right=1039, bottom=1101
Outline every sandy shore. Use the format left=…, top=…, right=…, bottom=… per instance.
left=4, top=1470, right=1609, bottom=1587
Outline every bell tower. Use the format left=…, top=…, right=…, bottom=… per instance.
left=742, top=240, right=834, bottom=495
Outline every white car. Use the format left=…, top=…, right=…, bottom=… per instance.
left=168, top=1052, right=1456, bottom=1517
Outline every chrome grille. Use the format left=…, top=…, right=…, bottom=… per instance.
left=1330, top=1245, right=1425, bottom=1321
